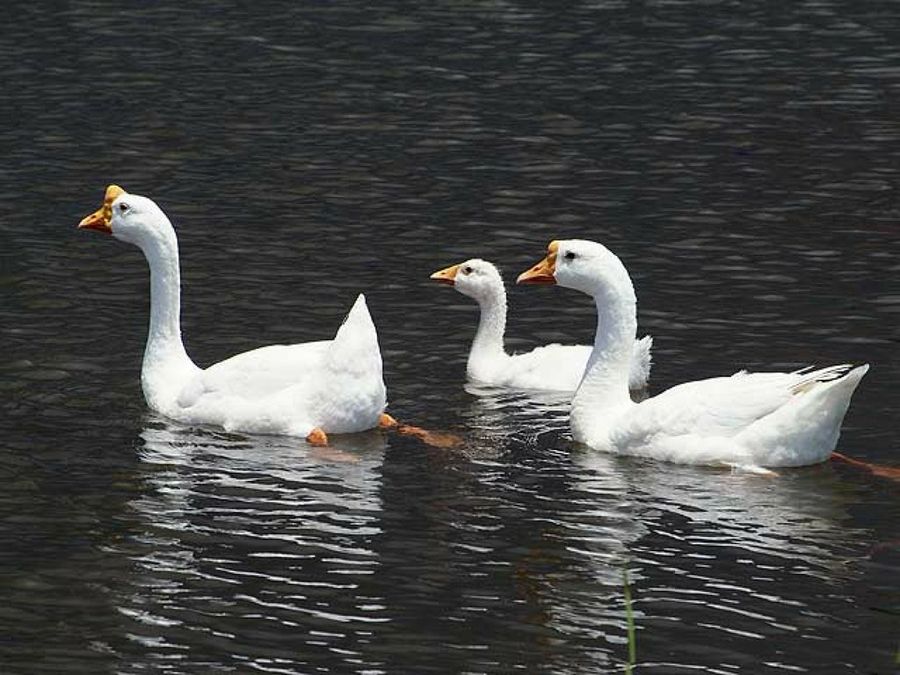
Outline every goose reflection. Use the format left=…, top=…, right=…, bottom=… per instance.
left=571, top=448, right=869, bottom=667
left=376, top=380, right=867, bottom=671
left=115, top=407, right=869, bottom=673
left=460, top=382, right=571, bottom=448
left=356, top=388, right=643, bottom=672
left=116, top=416, right=391, bottom=669
left=573, top=450, right=860, bottom=573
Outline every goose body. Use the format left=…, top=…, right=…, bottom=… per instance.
left=518, top=240, right=868, bottom=468
left=431, top=258, right=652, bottom=392
left=79, top=185, right=386, bottom=441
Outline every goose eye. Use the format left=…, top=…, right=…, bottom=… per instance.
left=119, top=202, right=130, bottom=214
left=564, top=251, right=576, bottom=260
left=463, top=266, right=473, bottom=274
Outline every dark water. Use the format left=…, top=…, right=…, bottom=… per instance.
left=2, top=1, right=899, bottom=672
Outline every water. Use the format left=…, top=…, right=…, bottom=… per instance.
left=2, top=1, right=899, bottom=672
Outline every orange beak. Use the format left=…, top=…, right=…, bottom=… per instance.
left=78, top=184, right=125, bottom=234
left=430, top=263, right=461, bottom=286
left=517, top=241, right=559, bottom=285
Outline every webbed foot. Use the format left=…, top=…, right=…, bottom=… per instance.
left=306, top=427, right=329, bottom=446
left=378, top=413, right=399, bottom=429
left=396, top=424, right=462, bottom=449
left=832, top=452, right=900, bottom=480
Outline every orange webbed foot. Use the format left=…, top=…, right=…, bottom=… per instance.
left=306, top=427, right=329, bottom=447
left=869, top=465, right=900, bottom=480
left=376, top=412, right=463, bottom=448
left=832, top=452, right=900, bottom=481
left=378, top=413, right=399, bottom=429
left=396, top=424, right=463, bottom=449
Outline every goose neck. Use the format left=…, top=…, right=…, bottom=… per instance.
left=468, top=292, right=508, bottom=370
left=142, top=233, right=184, bottom=348
left=138, top=231, right=194, bottom=402
left=571, top=287, right=636, bottom=437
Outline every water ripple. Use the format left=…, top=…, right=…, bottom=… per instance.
left=1, top=0, right=899, bottom=672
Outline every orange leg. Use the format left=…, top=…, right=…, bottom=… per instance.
left=378, top=411, right=460, bottom=447
left=306, top=427, right=329, bottom=447
left=831, top=452, right=900, bottom=480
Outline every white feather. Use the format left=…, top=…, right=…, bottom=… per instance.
left=539, top=239, right=868, bottom=468
left=433, top=258, right=652, bottom=391
left=85, top=188, right=386, bottom=438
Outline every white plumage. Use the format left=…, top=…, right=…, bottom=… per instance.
left=518, top=239, right=868, bottom=468
left=79, top=185, right=386, bottom=441
left=431, top=258, right=652, bottom=391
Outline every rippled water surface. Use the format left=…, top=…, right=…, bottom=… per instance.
left=2, top=1, right=899, bottom=673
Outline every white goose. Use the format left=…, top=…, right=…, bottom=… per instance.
left=78, top=185, right=392, bottom=446
left=518, top=240, right=868, bottom=468
left=431, top=258, right=652, bottom=392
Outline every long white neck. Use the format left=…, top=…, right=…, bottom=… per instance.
left=570, top=282, right=636, bottom=442
left=136, top=229, right=196, bottom=409
left=467, top=290, right=508, bottom=377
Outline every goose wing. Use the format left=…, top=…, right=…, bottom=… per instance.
left=612, top=370, right=800, bottom=444
left=176, top=341, right=331, bottom=408
left=504, top=344, right=591, bottom=390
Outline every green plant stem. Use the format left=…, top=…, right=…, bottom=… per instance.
left=624, top=569, right=636, bottom=674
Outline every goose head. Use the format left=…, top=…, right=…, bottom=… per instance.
left=517, top=239, right=631, bottom=298
left=79, top=185, right=176, bottom=251
left=430, top=258, right=505, bottom=302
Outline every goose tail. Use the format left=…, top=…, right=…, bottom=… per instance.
left=790, top=363, right=865, bottom=394
left=740, top=363, right=869, bottom=466
left=327, top=294, right=384, bottom=377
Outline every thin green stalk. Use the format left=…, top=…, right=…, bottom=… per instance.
left=623, top=569, right=636, bottom=674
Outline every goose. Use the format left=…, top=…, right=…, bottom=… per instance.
left=431, top=258, right=652, bottom=391
left=78, top=185, right=394, bottom=446
left=517, top=239, right=869, bottom=468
